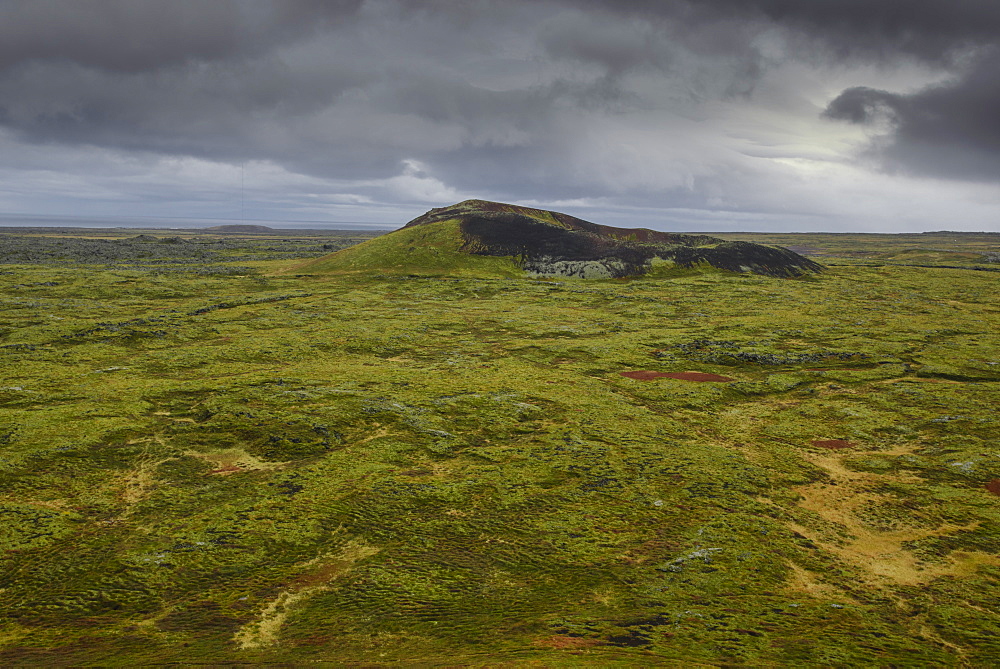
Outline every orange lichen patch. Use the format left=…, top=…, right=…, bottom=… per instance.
left=533, top=635, right=601, bottom=649
left=619, top=370, right=734, bottom=382
left=812, top=439, right=855, bottom=450
left=985, top=479, right=1000, bottom=496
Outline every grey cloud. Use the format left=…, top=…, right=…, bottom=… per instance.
left=660, top=0, right=1000, bottom=182
left=825, top=50, right=1000, bottom=180
left=576, top=0, right=1000, bottom=63
left=735, top=0, right=1000, bottom=63
left=823, top=87, right=902, bottom=125
left=0, top=55, right=369, bottom=161
left=0, top=0, right=998, bottom=230
left=536, top=2, right=768, bottom=103
left=0, top=0, right=666, bottom=185
left=539, top=12, right=674, bottom=75
left=0, top=0, right=773, bottom=177
left=0, top=0, right=362, bottom=73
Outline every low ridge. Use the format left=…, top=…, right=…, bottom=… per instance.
left=299, top=199, right=823, bottom=278
left=205, top=224, right=275, bottom=233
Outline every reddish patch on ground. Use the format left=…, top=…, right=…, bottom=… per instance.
left=811, top=439, right=855, bottom=450
left=619, top=370, right=734, bottom=382
left=533, top=635, right=601, bottom=649
left=985, top=479, right=1000, bottom=496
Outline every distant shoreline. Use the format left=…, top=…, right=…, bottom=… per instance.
left=0, top=214, right=393, bottom=232
left=0, top=225, right=390, bottom=237
left=3, top=225, right=997, bottom=237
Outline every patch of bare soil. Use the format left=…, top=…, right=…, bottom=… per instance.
left=785, top=446, right=999, bottom=588
left=234, top=540, right=379, bottom=650
left=986, top=479, right=1000, bottom=496
left=620, top=370, right=734, bottom=382
left=120, top=439, right=176, bottom=513
left=185, top=448, right=285, bottom=475
left=785, top=562, right=845, bottom=599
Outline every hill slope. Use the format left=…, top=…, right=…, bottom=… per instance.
left=297, top=200, right=823, bottom=278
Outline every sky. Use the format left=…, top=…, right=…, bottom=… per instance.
left=1, top=0, right=999, bottom=232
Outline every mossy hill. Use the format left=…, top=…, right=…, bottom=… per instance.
left=296, top=200, right=824, bottom=278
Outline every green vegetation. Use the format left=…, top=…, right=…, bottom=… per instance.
left=0, top=226, right=379, bottom=271
left=1, top=227, right=999, bottom=666
left=292, top=218, right=522, bottom=277
left=715, top=230, right=1000, bottom=270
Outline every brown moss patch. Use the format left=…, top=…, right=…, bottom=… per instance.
left=806, top=368, right=869, bottom=372
left=186, top=448, right=286, bottom=475
left=619, top=370, right=734, bottom=382
left=234, top=540, right=379, bottom=650
left=985, top=479, right=1000, bottom=496
left=812, top=439, right=855, bottom=450
left=533, top=635, right=601, bottom=649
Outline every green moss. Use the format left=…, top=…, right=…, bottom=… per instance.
left=291, top=219, right=522, bottom=277
left=2, top=234, right=1000, bottom=664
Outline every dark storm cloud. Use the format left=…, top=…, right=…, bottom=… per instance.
left=775, top=0, right=1000, bottom=182
left=568, top=0, right=1000, bottom=180
left=539, top=12, right=673, bottom=75
left=578, top=0, right=1000, bottom=62
left=0, top=0, right=376, bottom=173
left=0, top=0, right=646, bottom=185
left=825, top=50, right=1000, bottom=180
left=0, top=0, right=362, bottom=73
left=824, top=87, right=901, bottom=126
left=733, top=0, right=1000, bottom=63
left=737, top=0, right=1000, bottom=181
left=0, top=0, right=999, bottom=230
left=0, top=55, right=374, bottom=166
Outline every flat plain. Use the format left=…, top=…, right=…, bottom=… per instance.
left=1, top=227, right=999, bottom=665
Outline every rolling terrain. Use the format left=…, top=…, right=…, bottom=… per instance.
left=0, top=218, right=999, bottom=665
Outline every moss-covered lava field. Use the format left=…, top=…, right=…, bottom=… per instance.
left=1, top=227, right=999, bottom=665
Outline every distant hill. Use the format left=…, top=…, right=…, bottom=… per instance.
left=295, top=199, right=823, bottom=278
left=204, top=224, right=275, bottom=233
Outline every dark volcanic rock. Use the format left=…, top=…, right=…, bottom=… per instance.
left=404, top=200, right=823, bottom=278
